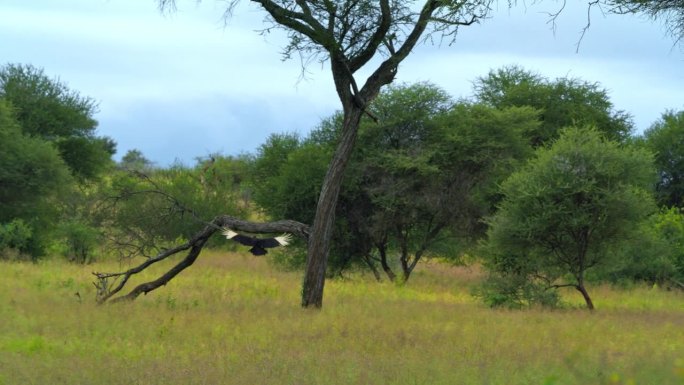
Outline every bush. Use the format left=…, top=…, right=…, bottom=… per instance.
left=57, top=221, right=101, bottom=264
left=473, top=273, right=560, bottom=309
left=0, top=219, right=34, bottom=261
left=592, top=207, right=684, bottom=289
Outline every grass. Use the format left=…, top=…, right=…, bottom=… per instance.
left=0, top=251, right=682, bottom=385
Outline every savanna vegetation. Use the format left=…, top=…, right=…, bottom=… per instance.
left=1, top=252, right=683, bottom=385
left=1, top=0, right=684, bottom=382
left=1, top=60, right=683, bottom=383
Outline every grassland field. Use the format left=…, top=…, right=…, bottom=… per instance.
left=0, top=250, right=682, bottom=385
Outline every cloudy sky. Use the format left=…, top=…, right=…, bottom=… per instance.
left=2, top=0, right=682, bottom=166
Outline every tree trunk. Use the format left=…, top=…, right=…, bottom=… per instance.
left=301, top=106, right=363, bottom=308
left=361, top=255, right=382, bottom=282
left=377, top=242, right=396, bottom=282
left=575, top=283, right=595, bottom=311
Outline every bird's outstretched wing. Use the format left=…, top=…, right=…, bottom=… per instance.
left=259, top=233, right=292, bottom=248
left=222, top=228, right=257, bottom=246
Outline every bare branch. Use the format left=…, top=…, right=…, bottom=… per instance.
left=544, top=0, right=568, bottom=36
left=576, top=0, right=601, bottom=53
left=93, top=215, right=310, bottom=303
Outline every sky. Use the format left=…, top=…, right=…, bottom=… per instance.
left=1, top=0, right=682, bottom=166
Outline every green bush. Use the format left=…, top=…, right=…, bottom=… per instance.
left=474, top=273, right=560, bottom=309
left=0, top=219, right=33, bottom=260
left=57, top=221, right=100, bottom=264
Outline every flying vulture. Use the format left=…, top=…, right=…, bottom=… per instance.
left=221, top=228, right=292, bottom=256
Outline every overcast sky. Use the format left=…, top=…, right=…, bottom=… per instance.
left=2, top=0, right=682, bottom=166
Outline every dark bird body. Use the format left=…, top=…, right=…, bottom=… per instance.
left=222, top=228, right=291, bottom=255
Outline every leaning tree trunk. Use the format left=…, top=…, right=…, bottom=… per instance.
left=301, top=106, right=364, bottom=308
left=575, top=276, right=595, bottom=311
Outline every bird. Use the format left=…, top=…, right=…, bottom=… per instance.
left=221, top=228, right=292, bottom=256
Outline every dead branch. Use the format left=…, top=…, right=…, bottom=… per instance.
left=93, top=215, right=310, bottom=304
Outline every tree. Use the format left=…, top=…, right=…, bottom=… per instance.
left=643, top=110, right=684, bottom=208
left=119, top=149, right=156, bottom=173
left=154, top=0, right=492, bottom=308
left=473, top=66, right=633, bottom=147
left=482, top=127, right=656, bottom=310
left=594, top=207, right=684, bottom=289
left=251, top=84, right=536, bottom=282
left=0, top=98, right=72, bottom=257
left=101, top=160, right=251, bottom=258
left=343, top=85, right=535, bottom=282
left=0, top=63, right=115, bottom=181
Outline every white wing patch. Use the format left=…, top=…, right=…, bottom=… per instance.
left=275, top=233, right=292, bottom=246
left=222, top=228, right=238, bottom=239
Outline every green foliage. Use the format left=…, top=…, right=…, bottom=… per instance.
left=604, top=207, right=684, bottom=287
left=0, top=98, right=72, bottom=258
left=56, top=220, right=101, bottom=264
left=0, top=219, right=34, bottom=260
left=473, top=65, right=633, bottom=146
left=347, top=91, right=535, bottom=279
left=436, top=103, right=537, bottom=213
left=56, top=136, right=116, bottom=181
left=102, top=156, right=248, bottom=258
left=643, top=109, right=684, bottom=207
left=119, top=149, right=156, bottom=172
left=655, top=207, right=684, bottom=277
left=0, top=99, right=71, bottom=221
left=249, top=132, right=305, bottom=218
left=251, top=83, right=537, bottom=278
left=473, top=273, right=560, bottom=308
left=481, top=127, right=657, bottom=308
left=0, top=63, right=115, bottom=181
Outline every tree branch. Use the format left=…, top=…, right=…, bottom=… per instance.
left=347, top=0, right=392, bottom=73
left=94, top=215, right=310, bottom=303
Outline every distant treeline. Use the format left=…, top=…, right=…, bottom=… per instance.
left=1, top=63, right=682, bottom=308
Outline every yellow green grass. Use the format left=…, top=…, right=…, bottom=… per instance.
left=1, top=252, right=682, bottom=385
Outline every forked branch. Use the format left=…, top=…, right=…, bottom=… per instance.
left=93, top=215, right=310, bottom=303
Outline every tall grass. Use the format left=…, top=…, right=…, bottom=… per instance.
left=1, top=251, right=682, bottom=385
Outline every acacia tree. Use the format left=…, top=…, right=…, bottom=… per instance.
left=481, top=127, right=656, bottom=310
left=346, top=87, right=535, bottom=282
left=151, top=0, right=494, bottom=308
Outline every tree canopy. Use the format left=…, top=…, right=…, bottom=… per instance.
left=482, top=127, right=656, bottom=309
left=473, top=65, right=633, bottom=147
left=251, top=83, right=537, bottom=281
left=643, top=110, right=684, bottom=208
left=0, top=63, right=115, bottom=181
left=0, top=98, right=72, bottom=257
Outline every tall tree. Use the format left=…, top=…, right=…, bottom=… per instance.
left=160, top=0, right=493, bottom=307
left=0, top=63, right=115, bottom=181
